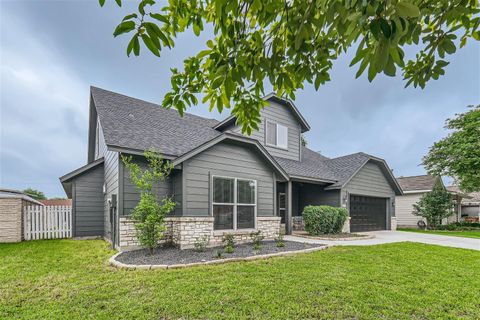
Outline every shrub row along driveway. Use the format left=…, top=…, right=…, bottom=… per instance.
left=1, top=239, right=479, bottom=319
left=286, top=230, right=480, bottom=251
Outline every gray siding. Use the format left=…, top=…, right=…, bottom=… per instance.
left=121, top=157, right=174, bottom=216
left=230, top=101, right=301, bottom=161
left=183, top=141, right=275, bottom=216
left=73, top=164, right=104, bottom=237
left=172, top=170, right=182, bottom=216
left=300, top=185, right=340, bottom=210
left=342, top=161, right=396, bottom=229
left=95, top=120, right=118, bottom=240
left=396, top=193, right=424, bottom=227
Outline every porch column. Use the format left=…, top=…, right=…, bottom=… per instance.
left=286, top=180, right=293, bottom=235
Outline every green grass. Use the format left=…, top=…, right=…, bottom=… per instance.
left=1, top=240, right=479, bottom=319
left=398, top=228, right=480, bottom=239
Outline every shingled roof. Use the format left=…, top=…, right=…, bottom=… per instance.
left=90, top=87, right=401, bottom=193
left=91, top=87, right=221, bottom=157
left=396, top=175, right=440, bottom=192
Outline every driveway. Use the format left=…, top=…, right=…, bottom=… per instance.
left=285, top=231, right=480, bottom=251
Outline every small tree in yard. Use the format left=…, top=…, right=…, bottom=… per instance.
left=121, top=150, right=175, bottom=254
left=413, top=184, right=454, bottom=229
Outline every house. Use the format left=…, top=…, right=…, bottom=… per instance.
left=396, top=175, right=462, bottom=228
left=0, top=188, right=44, bottom=243
left=60, top=87, right=402, bottom=249
left=447, top=186, right=480, bottom=222
left=39, top=199, right=72, bottom=206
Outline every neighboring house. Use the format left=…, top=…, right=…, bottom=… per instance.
left=60, top=87, right=402, bottom=249
left=0, top=188, right=44, bottom=243
left=447, top=186, right=480, bottom=222
left=39, top=199, right=72, bottom=206
left=395, top=175, right=466, bottom=228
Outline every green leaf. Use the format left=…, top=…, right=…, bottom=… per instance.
left=193, top=23, right=201, bottom=36
left=123, top=13, right=138, bottom=21
left=373, top=40, right=389, bottom=72
left=396, top=2, right=420, bottom=18
left=442, top=39, right=456, bottom=54
left=133, top=36, right=140, bottom=56
left=99, top=0, right=105, bottom=7
left=141, top=34, right=160, bottom=56
left=370, top=20, right=381, bottom=41
left=472, top=31, right=480, bottom=41
left=367, top=63, right=376, bottom=82
left=355, top=56, right=369, bottom=78
left=294, top=25, right=304, bottom=50
left=384, top=57, right=396, bottom=77
left=115, top=0, right=122, bottom=6
left=379, top=19, right=391, bottom=38
left=127, top=36, right=137, bottom=56
left=150, top=13, right=169, bottom=24
left=113, top=21, right=136, bottom=37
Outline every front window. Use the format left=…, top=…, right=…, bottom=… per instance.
left=213, top=177, right=256, bottom=230
left=266, top=121, right=288, bottom=149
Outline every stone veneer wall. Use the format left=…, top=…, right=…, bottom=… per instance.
left=0, top=198, right=24, bottom=243
left=390, top=217, right=397, bottom=231
left=119, top=216, right=281, bottom=250
left=292, top=216, right=304, bottom=231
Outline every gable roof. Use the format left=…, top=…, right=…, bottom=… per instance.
left=213, top=92, right=311, bottom=133
left=172, top=132, right=289, bottom=181
left=87, top=87, right=400, bottom=194
left=396, top=175, right=441, bottom=192
left=91, top=86, right=221, bottom=158
left=447, top=186, right=480, bottom=205
left=275, top=148, right=402, bottom=194
left=60, top=157, right=105, bottom=198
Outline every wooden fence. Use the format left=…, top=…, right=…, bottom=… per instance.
left=24, top=205, right=72, bottom=240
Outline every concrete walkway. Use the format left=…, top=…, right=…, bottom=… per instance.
left=285, top=230, right=480, bottom=251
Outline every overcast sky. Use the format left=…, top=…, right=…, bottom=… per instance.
left=1, top=1, right=479, bottom=198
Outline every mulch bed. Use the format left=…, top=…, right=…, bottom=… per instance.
left=115, top=241, right=325, bottom=266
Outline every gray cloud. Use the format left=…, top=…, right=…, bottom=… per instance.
left=1, top=0, right=479, bottom=197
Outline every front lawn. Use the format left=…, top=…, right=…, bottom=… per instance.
left=1, top=240, right=479, bottom=319
left=398, top=228, right=480, bottom=239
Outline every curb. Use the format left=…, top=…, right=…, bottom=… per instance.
left=291, top=233, right=376, bottom=241
left=109, top=245, right=330, bottom=270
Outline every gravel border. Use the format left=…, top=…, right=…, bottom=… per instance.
left=110, top=241, right=329, bottom=269
left=292, top=231, right=375, bottom=241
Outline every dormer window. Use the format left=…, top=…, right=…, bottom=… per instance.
left=266, top=120, right=288, bottom=149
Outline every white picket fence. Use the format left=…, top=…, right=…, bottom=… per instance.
left=24, top=205, right=72, bottom=240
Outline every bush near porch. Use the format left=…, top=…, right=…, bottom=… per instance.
left=303, top=205, right=348, bottom=235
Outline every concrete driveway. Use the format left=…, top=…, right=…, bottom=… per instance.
left=285, top=230, right=480, bottom=251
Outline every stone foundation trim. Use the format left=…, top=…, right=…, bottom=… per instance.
left=119, top=215, right=281, bottom=250
left=342, top=217, right=351, bottom=233
left=109, top=245, right=330, bottom=270
left=390, top=217, right=397, bottom=231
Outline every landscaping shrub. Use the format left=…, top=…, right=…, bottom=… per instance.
left=223, top=234, right=235, bottom=253
left=436, top=222, right=480, bottom=231
left=302, top=205, right=349, bottom=235
left=250, top=230, right=264, bottom=250
left=193, top=235, right=210, bottom=252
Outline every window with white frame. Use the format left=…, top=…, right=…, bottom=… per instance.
left=212, top=176, right=256, bottom=230
left=266, top=121, right=288, bottom=149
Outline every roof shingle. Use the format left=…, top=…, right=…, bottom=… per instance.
left=396, top=175, right=438, bottom=192
left=91, top=87, right=221, bottom=157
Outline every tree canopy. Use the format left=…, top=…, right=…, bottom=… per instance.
left=23, top=188, right=47, bottom=200
left=100, top=0, right=479, bottom=133
left=423, top=105, right=480, bottom=193
left=413, top=184, right=454, bottom=229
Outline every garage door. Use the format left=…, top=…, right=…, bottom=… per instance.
left=349, top=195, right=387, bottom=232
